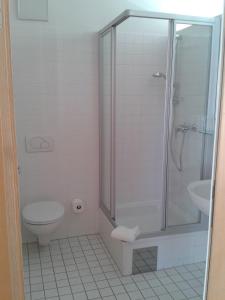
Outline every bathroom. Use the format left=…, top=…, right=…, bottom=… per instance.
left=2, top=0, right=225, bottom=299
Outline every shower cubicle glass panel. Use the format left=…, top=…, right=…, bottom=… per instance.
left=166, top=24, right=213, bottom=227
left=100, top=30, right=112, bottom=212
left=114, top=18, right=170, bottom=234
left=99, top=12, right=218, bottom=236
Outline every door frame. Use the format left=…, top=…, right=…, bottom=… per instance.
left=205, top=6, right=225, bottom=299
left=0, top=0, right=24, bottom=299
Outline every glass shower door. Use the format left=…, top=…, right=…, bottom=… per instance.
left=166, top=23, right=213, bottom=227
left=114, top=17, right=170, bottom=234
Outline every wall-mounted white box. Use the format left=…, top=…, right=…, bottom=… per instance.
left=18, top=0, right=48, bottom=21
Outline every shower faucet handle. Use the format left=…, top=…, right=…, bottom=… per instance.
left=176, top=123, right=197, bottom=133
left=188, top=123, right=198, bottom=132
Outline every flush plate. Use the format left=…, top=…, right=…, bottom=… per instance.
left=25, top=136, right=54, bottom=153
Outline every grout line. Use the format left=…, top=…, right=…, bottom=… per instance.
left=68, top=236, right=88, bottom=300
left=26, top=242, right=32, bottom=300
left=29, top=242, right=45, bottom=300
left=24, top=235, right=205, bottom=300
left=39, top=243, right=48, bottom=300
left=48, top=240, right=62, bottom=300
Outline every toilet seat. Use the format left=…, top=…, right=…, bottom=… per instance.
left=22, top=201, right=64, bottom=225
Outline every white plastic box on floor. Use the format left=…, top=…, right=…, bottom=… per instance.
left=99, top=209, right=208, bottom=276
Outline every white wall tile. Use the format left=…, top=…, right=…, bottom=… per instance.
left=9, top=0, right=219, bottom=242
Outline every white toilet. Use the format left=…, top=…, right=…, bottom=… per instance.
left=22, top=201, right=65, bottom=246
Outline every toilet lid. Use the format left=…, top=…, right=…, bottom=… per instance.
left=22, top=201, right=64, bottom=225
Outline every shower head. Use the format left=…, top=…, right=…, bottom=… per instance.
left=176, top=34, right=182, bottom=41
left=152, top=72, right=166, bottom=80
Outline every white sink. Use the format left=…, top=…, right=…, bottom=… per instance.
left=187, top=180, right=212, bottom=216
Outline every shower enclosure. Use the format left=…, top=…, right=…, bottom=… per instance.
left=99, top=11, right=221, bottom=237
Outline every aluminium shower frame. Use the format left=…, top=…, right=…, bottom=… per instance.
left=99, top=10, right=221, bottom=237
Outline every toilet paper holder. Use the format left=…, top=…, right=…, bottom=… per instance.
left=72, top=199, right=85, bottom=213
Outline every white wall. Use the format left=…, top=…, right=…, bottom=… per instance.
left=9, top=0, right=155, bottom=242
left=9, top=0, right=223, bottom=242
left=129, top=0, right=223, bottom=17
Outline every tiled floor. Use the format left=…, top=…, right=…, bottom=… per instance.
left=23, top=235, right=205, bottom=300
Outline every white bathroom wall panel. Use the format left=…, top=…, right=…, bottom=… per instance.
left=18, top=0, right=48, bottom=21
left=10, top=0, right=156, bottom=242
left=9, top=0, right=222, bottom=242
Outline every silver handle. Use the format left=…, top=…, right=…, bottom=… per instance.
left=176, top=124, right=214, bottom=136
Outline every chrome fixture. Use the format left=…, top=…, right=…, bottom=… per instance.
left=171, top=123, right=198, bottom=172
left=176, top=34, right=182, bottom=41
left=176, top=123, right=197, bottom=134
left=152, top=72, right=166, bottom=80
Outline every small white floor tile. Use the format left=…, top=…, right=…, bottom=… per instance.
left=23, top=235, right=205, bottom=300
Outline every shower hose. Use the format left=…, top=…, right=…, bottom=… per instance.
left=169, top=104, right=186, bottom=172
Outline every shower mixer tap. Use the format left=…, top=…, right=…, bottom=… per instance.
left=171, top=123, right=197, bottom=173
left=176, top=123, right=197, bottom=134
left=152, top=72, right=166, bottom=79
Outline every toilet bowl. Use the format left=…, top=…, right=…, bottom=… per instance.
left=22, top=201, right=64, bottom=246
